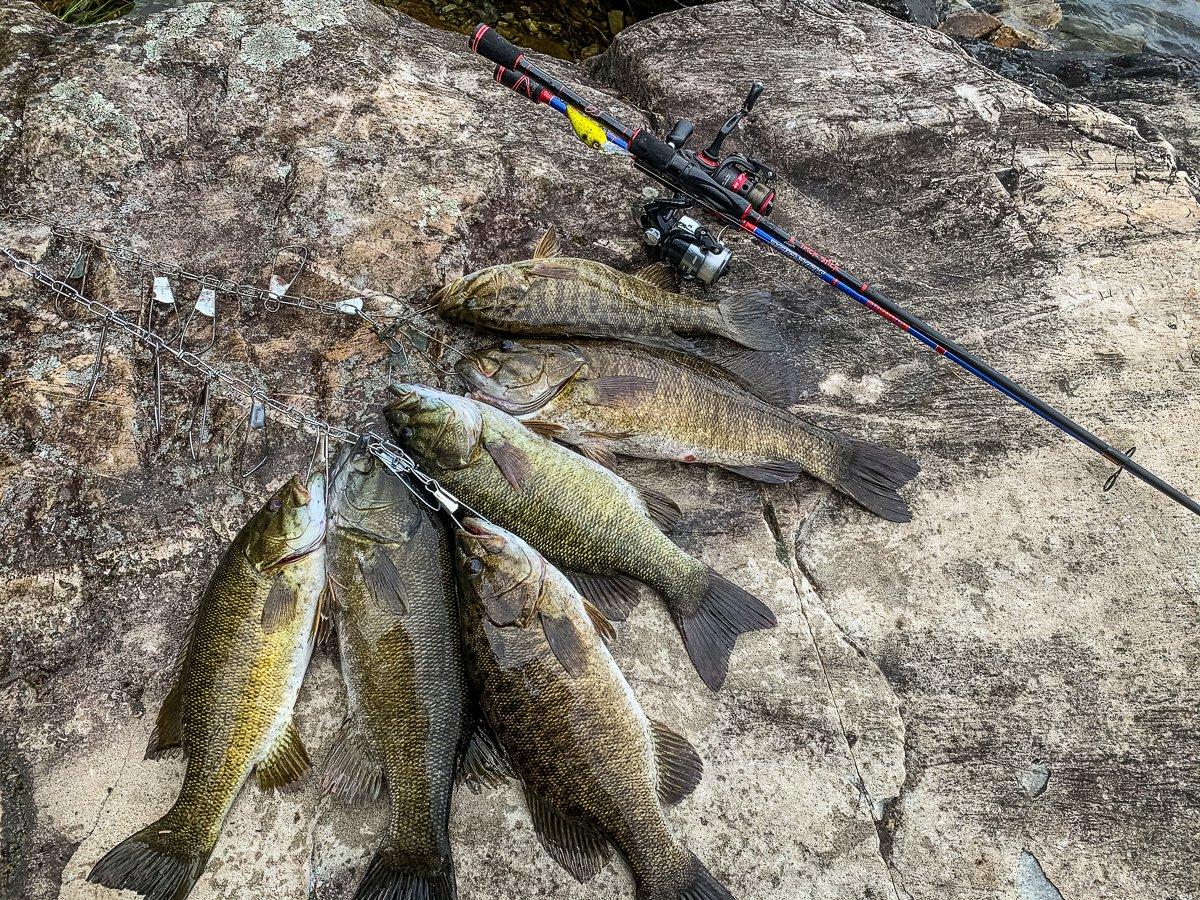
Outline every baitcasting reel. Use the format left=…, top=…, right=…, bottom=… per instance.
left=636, top=82, right=776, bottom=287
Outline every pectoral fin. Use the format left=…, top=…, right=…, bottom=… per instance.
left=359, top=547, right=407, bottom=615
left=524, top=787, right=611, bottom=883
left=585, top=375, right=657, bottom=407
left=539, top=610, right=589, bottom=677
left=321, top=718, right=384, bottom=804
left=483, top=435, right=533, bottom=491
left=256, top=719, right=310, bottom=790
left=524, top=418, right=566, bottom=439
left=261, top=577, right=297, bottom=634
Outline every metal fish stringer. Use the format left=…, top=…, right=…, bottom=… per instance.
left=84, top=322, right=109, bottom=402
left=237, top=395, right=270, bottom=479
left=187, top=377, right=214, bottom=462
left=177, top=285, right=217, bottom=355
left=265, top=245, right=311, bottom=309
left=143, top=275, right=178, bottom=438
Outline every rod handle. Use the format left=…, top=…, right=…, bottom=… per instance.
left=471, top=24, right=523, bottom=69
left=494, top=65, right=551, bottom=103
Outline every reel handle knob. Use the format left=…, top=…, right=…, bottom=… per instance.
left=743, top=82, right=764, bottom=112
left=666, top=119, right=694, bottom=149
left=471, top=24, right=523, bottom=69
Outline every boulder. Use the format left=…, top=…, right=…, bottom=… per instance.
left=1, top=2, right=1197, bottom=900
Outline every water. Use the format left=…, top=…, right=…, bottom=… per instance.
left=1057, top=0, right=1200, bottom=59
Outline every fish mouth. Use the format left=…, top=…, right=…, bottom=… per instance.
left=385, top=384, right=424, bottom=412
left=462, top=517, right=488, bottom=537
left=265, top=519, right=326, bottom=571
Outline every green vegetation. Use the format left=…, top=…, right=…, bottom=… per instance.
left=35, top=0, right=133, bottom=26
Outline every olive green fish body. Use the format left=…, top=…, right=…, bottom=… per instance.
left=326, top=450, right=467, bottom=900
left=457, top=520, right=729, bottom=899
left=386, top=385, right=775, bottom=691
left=415, top=399, right=705, bottom=609
left=460, top=341, right=920, bottom=523
left=89, top=475, right=327, bottom=900
left=437, top=255, right=781, bottom=353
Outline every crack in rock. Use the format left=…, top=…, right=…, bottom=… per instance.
left=761, top=491, right=909, bottom=897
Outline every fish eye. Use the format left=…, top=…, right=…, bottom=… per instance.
left=465, top=557, right=484, bottom=576
left=400, top=426, right=415, bottom=441
left=464, top=299, right=476, bottom=310
left=500, top=340, right=515, bottom=352
left=269, top=497, right=283, bottom=511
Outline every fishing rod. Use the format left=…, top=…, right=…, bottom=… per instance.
left=469, top=24, right=1200, bottom=518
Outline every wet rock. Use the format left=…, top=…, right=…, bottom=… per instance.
left=940, top=8, right=1004, bottom=42
left=1, top=1, right=1197, bottom=900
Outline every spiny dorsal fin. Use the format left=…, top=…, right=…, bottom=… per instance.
left=359, top=547, right=407, bottom=616
left=636, top=484, right=682, bottom=531
left=483, top=435, right=533, bottom=491
left=145, top=676, right=185, bottom=760
left=539, top=610, right=589, bottom=677
left=321, top=717, right=384, bottom=804
left=581, top=598, right=617, bottom=645
left=458, top=721, right=513, bottom=791
left=649, top=719, right=703, bottom=806
left=633, top=261, right=676, bottom=290
left=523, top=786, right=611, bottom=883
left=533, top=226, right=561, bottom=259
left=261, top=577, right=298, bottom=634
left=584, top=375, right=657, bottom=407
left=565, top=571, right=642, bottom=622
left=256, top=719, right=310, bottom=790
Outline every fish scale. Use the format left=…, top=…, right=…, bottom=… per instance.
left=88, top=474, right=327, bottom=900
left=326, top=448, right=467, bottom=900
left=386, top=385, right=776, bottom=692
left=457, top=519, right=729, bottom=899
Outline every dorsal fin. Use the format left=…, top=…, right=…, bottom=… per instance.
left=633, top=262, right=676, bottom=290
left=533, top=226, right=561, bottom=259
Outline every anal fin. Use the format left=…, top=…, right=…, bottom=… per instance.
left=321, top=717, right=383, bottom=804
left=145, top=677, right=185, bottom=760
left=256, top=719, right=311, bottom=790
left=649, top=719, right=703, bottom=806
left=566, top=571, right=642, bottom=622
left=636, top=484, right=683, bottom=531
left=458, top=720, right=513, bottom=791
left=719, top=460, right=805, bottom=484
left=524, top=787, right=611, bottom=883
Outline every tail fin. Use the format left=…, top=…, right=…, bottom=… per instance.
left=835, top=439, right=920, bottom=523
left=716, top=291, right=785, bottom=352
left=675, top=571, right=776, bottom=692
left=351, top=850, right=456, bottom=900
left=637, top=852, right=734, bottom=900
left=87, top=825, right=212, bottom=900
